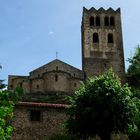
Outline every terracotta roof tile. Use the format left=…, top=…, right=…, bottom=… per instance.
left=17, top=102, right=70, bottom=109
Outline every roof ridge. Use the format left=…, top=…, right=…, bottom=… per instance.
left=30, top=59, right=82, bottom=74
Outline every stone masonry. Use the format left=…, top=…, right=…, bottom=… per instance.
left=82, top=7, right=125, bottom=82
left=8, top=59, right=84, bottom=96
left=12, top=102, right=68, bottom=140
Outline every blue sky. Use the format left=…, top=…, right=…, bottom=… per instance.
left=0, top=0, right=140, bottom=83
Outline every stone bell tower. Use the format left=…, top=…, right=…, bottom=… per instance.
left=81, top=7, right=125, bottom=81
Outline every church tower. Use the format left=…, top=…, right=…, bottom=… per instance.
left=81, top=7, right=125, bottom=81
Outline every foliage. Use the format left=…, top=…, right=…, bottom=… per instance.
left=65, top=69, right=138, bottom=140
left=127, top=45, right=140, bottom=140
left=0, top=78, right=23, bottom=139
left=127, top=45, right=140, bottom=87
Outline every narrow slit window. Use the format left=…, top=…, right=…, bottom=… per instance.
left=19, top=82, right=22, bottom=88
left=104, top=16, right=109, bottom=26
left=110, top=16, right=115, bottom=26
left=93, top=33, right=99, bottom=43
left=90, top=17, right=94, bottom=26
left=74, top=83, right=77, bottom=87
left=56, top=66, right=58, bottom=70
left=104, top=63, right=107, bottom=68
left=108, top=33, right=114, bottom=43
left=96, top=16, right=100, bottom=26
left=55, top=75, right=58, bottom=82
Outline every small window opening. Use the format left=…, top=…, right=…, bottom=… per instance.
left=74, top=83, right=77, bottom=87
left=96, top=16, right=100, bottom=26
left=108, top=33, right=114, bottom=43
left=36, top=84, right=39, bottom=89
left=10, top=85, right=13, bottom=88
left=90, top=17, right=94, bottom=26
left=30, top=110, right=41, bottom=122
left=110, top=16, right=115, bottom=26
left=55, top=75, right=58, bottom=82
left=56, top=66, right=58, bottom=70
left=19, top=82, right=22, bottom=88
left=93, top=33, right=99, bottom=43
left=104, top=16, right=109, bottom=26
left=104, top=63, right=107, bottom=68
left=38, top=74, right=40, bottom=77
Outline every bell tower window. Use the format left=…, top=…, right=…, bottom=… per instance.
left=96, top=16, right=100, bottom=26
left=108, top=33, right=114, bottom=43
left=90, top=16, right=94, bottom=26
left=110, top=16, right=115, bottom=26
left=104, top=16, right=109, bottom=26
left=93, top=33, right=99, bottom=43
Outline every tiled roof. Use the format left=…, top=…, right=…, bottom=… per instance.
left=17, top=102, right=70, bottom=109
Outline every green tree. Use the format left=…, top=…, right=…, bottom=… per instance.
left=127, top=45, right=140, bottom=87
left=127, top=45, right=140, bottom=140
left=0, top=70, right=23, bottom=140
left=65, top=70, right=137, bottom=140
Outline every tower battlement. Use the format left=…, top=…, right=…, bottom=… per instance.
left=83, top=7, right=120, bottom=13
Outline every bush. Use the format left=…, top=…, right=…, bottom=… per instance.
left=65, top=69, right=138, bottom=140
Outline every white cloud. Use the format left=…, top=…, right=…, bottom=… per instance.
left=49, top=31, right=54, bottom=35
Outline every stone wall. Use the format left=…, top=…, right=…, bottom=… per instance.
left=44, top=72, right=71, bottom=92
left=12, top=103, right=68, bottom=140
left=82, top=7, right=125, bottom=82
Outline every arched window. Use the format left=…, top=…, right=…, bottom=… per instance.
left=55, top=74, right=58, bottom=82
left=110, top=16, right=115, bottom=26
left=104, top=16, right=109, bottom=26
left=108, top=33, right=114, bottom=43
left=90, top=16, right=94, bottom=26
left=96, top=16, right=100, bottom=26
left=93, top=33, right=99, bottom=43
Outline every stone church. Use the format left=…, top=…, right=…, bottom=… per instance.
left=8, top=7, right=125, bottom=140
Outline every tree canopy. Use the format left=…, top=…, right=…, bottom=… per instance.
left=127, top=45, right=140, bottom=140
left=65, top=70, right=138, bottom=140
left=127, top=45, right=140, bottom=87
